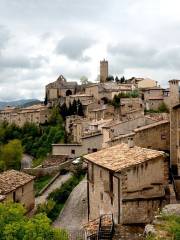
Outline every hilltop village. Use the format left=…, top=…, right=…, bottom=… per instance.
left=0, top=60, right=180, bottom=239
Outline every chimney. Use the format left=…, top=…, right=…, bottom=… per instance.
left=128, top=137, right=134, bottom=148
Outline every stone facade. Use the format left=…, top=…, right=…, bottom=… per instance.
left=0, top=104, right=49, bottom=126
left=0, top=170, right=35, bottom=211
left=102, top=116, right=155, bottom=147
left=66, top=94, right=94, bottom=106
left=84, top=144, right=169, bottom=224
left=107, top=120, right=170, bottom=152
left=138, top=78, right=157, bottom=89
left=45, top=75, right=78, bottom=106
left=52, top=133, right=103, bottom=158
left=100, top=60, right=108, bottom=83
left=169, top=80, right=180, bottom=174
left=141, top=87, right=164, bottom=111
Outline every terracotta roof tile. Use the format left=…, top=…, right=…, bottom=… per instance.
left=84, top=143, right=165, bottom=172
left=0, top=170, right=35, bottom=195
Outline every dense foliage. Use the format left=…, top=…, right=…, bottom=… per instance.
left=0, top=139, right=23, bottom=171
left=60, top=99, right=84, bottom=120
left=0, top=202, right=68, bottom=240
left=34, top=175, right=54, bottom=196
left=145, top=102, right=169, bottom=114
left=146, top=214, right=180, bottom=240
left=111, top=90, right=139, bottom=108
left=0, top=108, right=65, bottom=159
left=0, top=107, right=66, bottom=170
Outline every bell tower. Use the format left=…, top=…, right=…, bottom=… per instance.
left=100, top=59, right=108, bottom=83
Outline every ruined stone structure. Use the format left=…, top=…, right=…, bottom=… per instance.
left=100, top=60, right=108, bottom=83
left=84, top=143, right=169, bottom=224
left=0, top=170, right=35, bottom=211
left=45, top=75, right=78, bottom=106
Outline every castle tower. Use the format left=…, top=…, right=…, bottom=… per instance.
left=100, top=59, right=108, bottom=83
left=169, top=80, right=180, bottom=174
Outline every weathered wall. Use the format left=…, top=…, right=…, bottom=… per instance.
left=121, top=156, right=169, bottom=224
left=52, top=134, right=103, bottom=158
left=134, top=121, right=170, bottom=151
left=87, top=156, right=169, bottom=224
left=88, top=164, right=119, bottom=224
left=106, top=121, right=170, bottom=152
left=5, top=181, right=35, bottom=211
left=102, top=116, right=155, bottom=146
left=23, top=160, right=72, bottom=177
left=85, top=85, right=99, bottom=100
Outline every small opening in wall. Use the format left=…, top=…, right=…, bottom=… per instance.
left=71, top=149, right=75, bottom=154
left=100, top=192, right=103, bottom=201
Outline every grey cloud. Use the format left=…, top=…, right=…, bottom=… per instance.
left=108, top=43, right=180, bottom=74
left=0, top=25, right=10, bottom=50
left=55, top=36, right=95, bottom=60
left=0, top=55, right=48, bottom=69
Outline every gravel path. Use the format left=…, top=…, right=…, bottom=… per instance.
left=35, top=173, right=71, bottom=205
left=53, top=178, right=88, bottom=233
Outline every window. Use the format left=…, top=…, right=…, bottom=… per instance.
left=161, top=134, right=166, bottom=140
left=92, top=148, right=97, bottom=152
left=13, top=192, right=16, bottom=202
left=71, top=149, right=75, bottom=154
left=100, top=192, right=103, bottom=201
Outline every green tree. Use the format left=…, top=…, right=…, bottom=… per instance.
left=115, top=76, right=120, bottom=83
left=106, top=75, right=114, bottom=81
left=48, top=107, right=63, bottom=125
left=80, top=76, right=89, bottom=85
left=0, top=139, right=23, bottom=170
left=72, top=99, right=77, bottom=115
left=0, top=202, right=68, bottom=240
left=60, top=103, right=68, bottom=120
left=77, top=99, right=84, bottom=117
left=120, top=76, right=125, bottom=83
left=158, top=102, right=169, bottom=113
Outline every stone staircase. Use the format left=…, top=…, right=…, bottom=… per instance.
left=98, top=214, right=114, bottom=240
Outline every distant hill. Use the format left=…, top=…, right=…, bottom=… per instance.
left=0, top=99, right=41, bottom=110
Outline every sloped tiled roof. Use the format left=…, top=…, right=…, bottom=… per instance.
left=84, top=143, right=164, bottom=172
left=0, top=170, right=35, bottom=195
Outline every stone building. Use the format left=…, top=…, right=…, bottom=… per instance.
left=0, top=104, right=49, bottom=127
left=141, top=87, right=164, bottom=111
left=85, top=82, right=134, bottom=101
left=102, top=116, right=156, bottom=147
left=107, top=120, right=170, bottom=152
left=100, top=60, right=108, bottom=83
left=52, top=132, right=103, bottom=158
left=84, top=142, right=169, bottom=224
left=169, top=80, right=180, bottom=176
left=45, top=75, right=78, bottom=106
left=137, top=78, right=158, bottom=89
left=0, top=170, right=35, bottom=211
left=66, top=94, right=94, bottom=106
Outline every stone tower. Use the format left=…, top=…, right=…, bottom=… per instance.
left=169, top=79, right=180, bottom=173
left=100, top=59, right=108, bottom=83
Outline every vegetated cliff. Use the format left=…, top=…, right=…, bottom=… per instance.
left=145, top=204, right=180, bottom=240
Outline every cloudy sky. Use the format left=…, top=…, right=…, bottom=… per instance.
left=0, top=0, right=180, bottom=101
